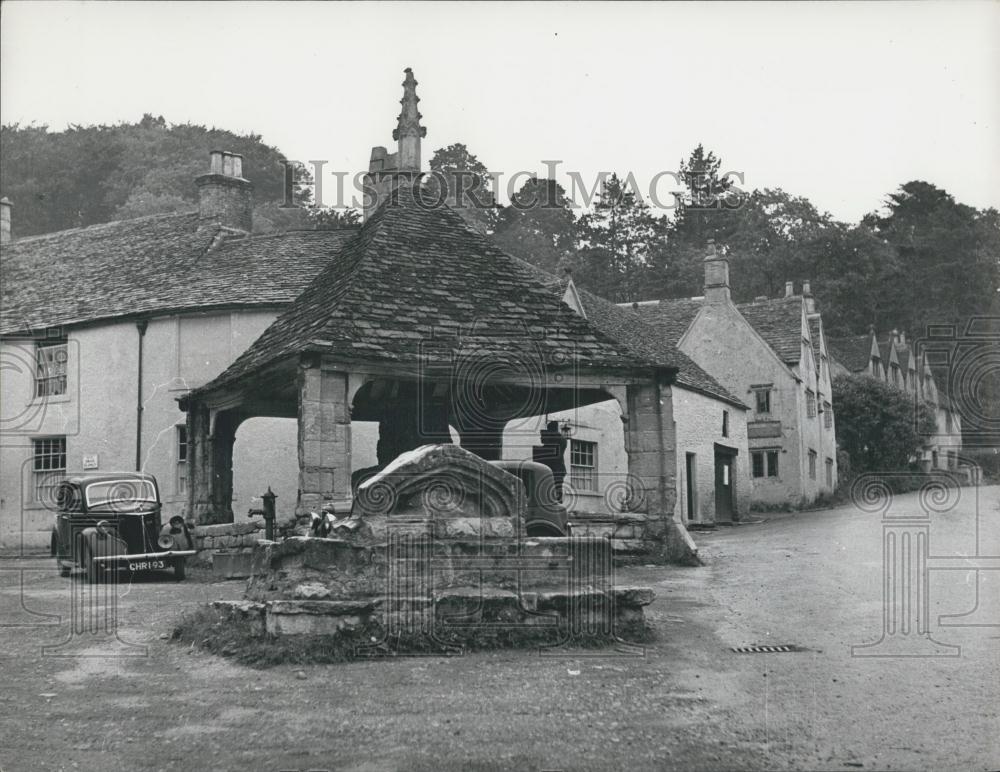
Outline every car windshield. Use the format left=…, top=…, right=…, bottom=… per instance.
left=85, top=479, right=158, bottom=509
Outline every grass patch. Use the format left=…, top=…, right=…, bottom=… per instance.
left=171, top=605, right=655, bottom=668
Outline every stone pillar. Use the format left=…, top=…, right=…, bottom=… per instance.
left=624, top=380, right=676, bottom=516
left=187, top=404, right=238, bottom=525
left=623, top=376, right=694, bottom=563
left=297, top=363, right=352, bottom=515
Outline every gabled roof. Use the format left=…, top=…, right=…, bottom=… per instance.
left=531, top=277, right=744, bottom=407
left=735, top=296, right=805, bottom=365
left=626, top=298, right=703, bottom=344
left=827, top=335, right=873, bottom=373
left=0, top=211, right=357, bottom=335
left=191, top=184, right=661, bottom=396
left=574, top=291, right=746, bottom=409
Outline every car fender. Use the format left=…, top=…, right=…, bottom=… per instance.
left=80, top=527, right=128, bottom=562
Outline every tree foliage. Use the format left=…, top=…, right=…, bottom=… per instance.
left=832, top=373, right=937, bottom=473
left=0, top=116, right=312, bottom=236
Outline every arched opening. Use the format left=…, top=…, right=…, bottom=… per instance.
left=232, top=416, right=298, bottom=522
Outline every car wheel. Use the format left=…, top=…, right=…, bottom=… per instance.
left=174, top=560, right=186, bottom=581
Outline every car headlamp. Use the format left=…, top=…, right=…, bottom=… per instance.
left=158, top=533, right=176, bottom=550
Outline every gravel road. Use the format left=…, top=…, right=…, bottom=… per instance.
left=2, top=485, right=997, bottom=771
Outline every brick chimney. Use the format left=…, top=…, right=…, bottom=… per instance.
left=703, top=239, right=731, bottom=304
left=196, top=150, right=253, bottom=231
left=364, top=68, right=426, bottom=221
left=0, top=197, right=11, bottom=244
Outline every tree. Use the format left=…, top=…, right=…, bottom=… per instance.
left=491, top=178, right=577, bottom=275
left=832, top=373, right=937, bottom=474
left=576, top=173, right=659, bottom=301
left=672, top=144, right=740, bottom=247
left=0, top=119, right=309, bottom=237
left=865, top=181, right=1000, bottom=336
left=425, top=143, right=498, bottom=233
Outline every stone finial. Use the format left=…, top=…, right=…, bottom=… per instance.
left=393, top=68, right=426, bottom=172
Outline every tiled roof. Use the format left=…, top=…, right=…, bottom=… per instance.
left=575, top=291, right=747, bottom=408
left=736, top=296, right=804, bottom=364
left=627, top=298, right=703, bottom=344
left=0, top=211, right=357, bottom=335
left=827, top=335, right=873, bottom=373
left=527, top=274, right=745, bottom=408
left=191, top=184, right=661, bottom=396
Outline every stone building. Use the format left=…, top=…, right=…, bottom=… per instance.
left=625, top=249, right=839, bottom=506
left=828, top=328, right=963, bottom=472
left=522, top=271, right=751, bottom=524
left=0, top=154, right=358, bottom=549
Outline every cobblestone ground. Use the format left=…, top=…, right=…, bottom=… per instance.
left=1, top=485, right=998, bottom=771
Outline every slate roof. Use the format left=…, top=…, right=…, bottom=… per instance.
left=627, top=298, right=703, bottom=345
left=526, top=275, right=745, bottom=407
left=827, top=335, right=873, bottom=373
left=735, top=296, right=805, bottom=365
left=0, top=211, right=357, bottom=335
left=190, top=184, right=663, bottom=396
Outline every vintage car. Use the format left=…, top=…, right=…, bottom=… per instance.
left=50, top=473, right=195, bottom=582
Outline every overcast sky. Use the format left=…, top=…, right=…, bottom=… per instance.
left=1, top=1, right=998, bottom=221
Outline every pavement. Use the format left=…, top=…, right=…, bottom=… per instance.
left=1, top=485, right=998, bottom=771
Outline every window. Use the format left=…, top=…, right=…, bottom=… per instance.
left=820, top=354, right=827, bottom=380
left=806, top=389, right=817, bottom=418
left=823, top=401, right=833, bottom=429
left=722, top=410, right=729, bottom=437
left=176, top=425, right=188, bottom=495
left=890, top=364, right=900, bottom=387
left=871, top=358, right=881, bottom=378
left=752, top=450, right=780, bottom=478
left=825, top=457, right=834, bottom=487
left=808, top=449, right=817, bottom=480
left=569, top=439, right=598, bottom=492
left=754, top=388, right=771, bottom=414
left=35, top=340, right=68, bottom=398
left=32, top=437, right=66, bottom=506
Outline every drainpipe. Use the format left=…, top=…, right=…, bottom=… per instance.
left=135, top=320, right=148, bottom=471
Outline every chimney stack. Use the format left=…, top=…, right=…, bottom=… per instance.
left=784, top=281, right=794, bottom=298
left=364, top=68, right=427, bottom=221
left=899, top=331, right=906, bottom=345
left=196, top=150, right=253, bottom=232
left=802, top=279, right=816, bottom=313
left=702, top=239, right=731, bottom=305
left=0, top=197, right=11, bottom=244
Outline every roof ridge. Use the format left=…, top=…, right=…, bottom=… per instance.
left=2, top=209, right=199, bottom=245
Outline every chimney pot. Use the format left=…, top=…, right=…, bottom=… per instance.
left=0, top=197, right=11, bottom=244
left=785, top=281, right=794, bottom=297
left=900, top=331, right=907, bottom=345
left=802, top=280, right=811, bottom=295
left=209, top=150, right=224, bottom=174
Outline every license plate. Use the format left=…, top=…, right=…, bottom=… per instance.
left=128, top=559, right=166, bottom=571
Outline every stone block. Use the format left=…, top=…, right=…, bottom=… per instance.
left=612, top=586, right=655, bottom=606
left=265, top=598, right=376, bottom=635
left=212, top=550, right=253, bottom=580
